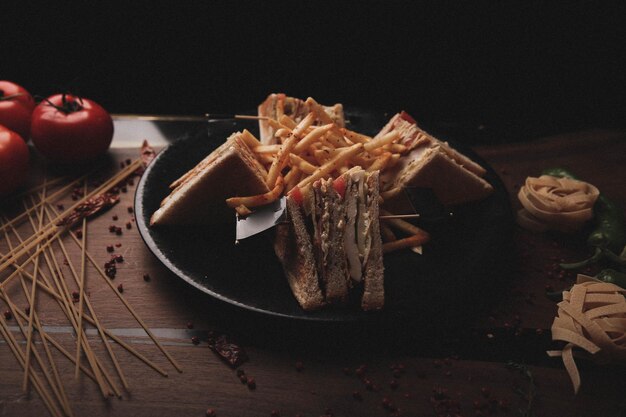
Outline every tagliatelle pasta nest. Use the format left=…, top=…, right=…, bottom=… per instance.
left=516, top=175, right=600, bottom=232
left=547, top=275, right=626, bottom=393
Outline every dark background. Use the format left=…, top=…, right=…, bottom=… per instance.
left=2, top=1, right=625, bottom=145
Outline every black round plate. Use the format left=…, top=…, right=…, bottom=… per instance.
left=135, top=109, right=513, bottom=324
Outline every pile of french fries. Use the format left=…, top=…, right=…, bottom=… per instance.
left=225, top=97, right=429, bottom=253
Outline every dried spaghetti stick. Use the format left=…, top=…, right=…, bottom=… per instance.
left=380, top=209, right=429, bottom=237
left=382, top=233, right=430, bottom=253
left=284, top=167, right=301, bottom=192
left=226, top=176, right=285, bottom=208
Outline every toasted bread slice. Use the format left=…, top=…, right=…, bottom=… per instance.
left=150, top=132, right=268, bottom=225
left=274, top=197, right=325, bottom=311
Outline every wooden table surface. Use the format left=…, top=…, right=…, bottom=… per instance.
left=1, top=123, right=625, bottom=417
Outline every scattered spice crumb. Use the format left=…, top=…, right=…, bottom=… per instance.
left=115, top=243, right=122, bottom=248
left=187, top=322, right=194, bottom=329
left=112, top=215, right=118, bottom=221
left=117, top=284, right=124, bottom=293
left=107, top=245, right=114, bottom=253
left=127, top=206, right=134, bottom=213
left=246, top=377, right=256, bottom=390
left=125, top=221, right=132, bottom=229
left=205, top=408, right=216, bottom=417
left=4, top=310, right=12, bottom=319
left=143, top=273, right=151, bottom=282
left=191, top=336, right=200, bottom=345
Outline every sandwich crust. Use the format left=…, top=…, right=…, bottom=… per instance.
left=274, top=198, right=326, bottom=311
left=361, top=171, right=385, bottom=311
left=150, top=132, right=269, bottom=225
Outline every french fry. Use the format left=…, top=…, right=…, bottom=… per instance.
left=292, top=112, right=316, bottom=138
left=366, top=152, right=392, bottom=173
left=304, top=97, right=330, bottom=123
left=253, top=144, right=281, bottom=154
left=313, top=148, right=333, bottom=165
left=363, top=131, right=400, bottom=153
left=325, top=130, right=350, bottom=148
left=382, top=233, right=430, bottom=254
left=293, top=124, right=334, bottom=154
left=387, top=153, right=401, bottom=168
left=226, top=175, right=285, bottom=208
left=278, top=114, right=298, bottom=129
left=240, top=129, right=262, bottom=148
left=284, top=167, right=301, bottom=192
left=235, top=204, right=253, bottom=217
left=296, top=143, right=364, bottom=189
left=266, top=134, right=298, bottom=188
left=275, top=128, right=292, bottom=139
left=380, top=224, right=397, bottom=243
left=341, top=128, right=371, bottom=144
left=288, top=154, right=318, bottom=175
left=256, top=153, right=276, bottom=165
left=388, top=143, right=408, bottom=154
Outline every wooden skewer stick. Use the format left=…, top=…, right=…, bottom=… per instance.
left=379, top=214, right=420, bottom=220
left=205, top=113, right=269, bottom=121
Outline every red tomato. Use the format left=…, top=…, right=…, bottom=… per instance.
left=0, top=125, right=30, bottom=196
left=31, top=94, right=114, bottom=164
left=0, top=81, right=36, bottom=140
left=332, top=175, right=346, bottom=199
left=289, top=185, right=304, bottom=205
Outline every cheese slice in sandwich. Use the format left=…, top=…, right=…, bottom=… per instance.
left=150, top=131, right=269, bottom=226
left=341, top=168, right=385, bottom=311
left=377, top=112, right=493, bottom=208
left=257, top=93, right=345, bottom=144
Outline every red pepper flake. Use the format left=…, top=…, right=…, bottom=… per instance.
left=115, top=243, right=122, bottom=247
left=106, top=245, right=114, bottom=253
left=246, top=377, right=256, bottom=390
left=109, top=225, right=117, bottom=233
left=72, top=291, right=80, bottom=300
left=128, top=178, right=134, bottom=186
left=57, top=193, right=120, bottom=228
left=127, top=206, right=134, bottom=214
left=295, top=361, right=304, bottom=372
left=117, top=283, right=124, bottom=293
left=56, top=203, right=65, bottom=210
left=191, top=336, right=200, bottom=345
left=115, top=226, right=123, bottom=235
left=239, top=374, right=248, bottom=384
left=143, top=273, right=151, bottom=282
left=114, top=254, right=124, bottom=263
left=121, top=186, right=128, bottom=193
left=355, top=364, right=367, bottom=377
left=75, top=230, right=83, bottom=239
left=187, top=322, right=194, bottom=329
left=24, top=306, right=30, bottom=315
left=105, top=264, right=117, bottom=279
left=112, top=215, right=118, bottom=221
left=205, top=409, right=216, bottom=417
left=4, top=310, right=12, bottom=319
left=125, top=222, right=132, bottom=230
left=119, top=161, right=125, bottom=169
left=207, top=331, right=248, bottom=368
left=363, top=378, right=374, bottom=391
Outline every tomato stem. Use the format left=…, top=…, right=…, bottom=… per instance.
left=44, top=93, right=84, bottom=114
